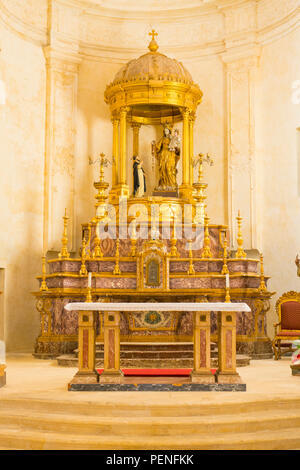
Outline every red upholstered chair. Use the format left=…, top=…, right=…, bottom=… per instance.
left=272, top=292, right=300, bottom=360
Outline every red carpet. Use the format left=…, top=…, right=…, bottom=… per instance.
left=96, top=368, right=217, bottom=376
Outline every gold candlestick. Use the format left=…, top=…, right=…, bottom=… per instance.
left=79, top=238, right=88, bottom=276
left=130, top=218, right=137, bottom=257
left=201, top=214, right=212, bottom=259
left=58, top=209, right=70, bottom=259
left=93, top=212, right=108, bottom=258
left=187, top=240, right=195, bottom=275
left=221, top=239, right=229, bottom=275
left=193, top=153, right=213, bottom=224
left=113, top=239, right=121, bottom=275
left=225, top=285, right=231, bottom=303
left=235, top=210, right=246, bottom=259
left=40, top=255, right=48, bottom=291
left=259, top=253, right=267, bottom=292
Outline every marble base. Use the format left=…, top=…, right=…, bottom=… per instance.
left=99, top=371, right=124, bottom=384
left=190, top=371, right=216, bottom=384
left=152, top=190, right=178, bottom=198
left=69, top=382, right=246, bottom=391
left=217, top=373, right=243, bottom=384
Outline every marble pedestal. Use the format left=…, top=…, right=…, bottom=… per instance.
left=291, top=364, right=300, bottom=376
left=0, top=364, right=6, bottom=388
left=190, top=371, right=216, bottom=384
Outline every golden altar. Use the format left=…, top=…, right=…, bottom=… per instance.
left=33, top=32, right=274, bottom=361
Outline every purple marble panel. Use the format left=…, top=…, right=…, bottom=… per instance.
left=176, top=312, right=193, bottom=335
left=97, top=261, right=115, bottom=272
left=200, top=329, right=207, bottom=368
left=208, top=261, right=223, bottom=272
left=247, top=278, right=260, bottom=288
left=211, top=278, right=225, bottom=289
left=170, top=277, right=211, bottom=289
left=119, top=262, right=137, bottom=273
left=248, top=261, right=259, bottom=273
left=94, top=277, right=137, bottom=289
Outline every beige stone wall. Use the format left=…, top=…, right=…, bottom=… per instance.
left=257, top=26, right=300, bottom=332
left=0, top=24, right=45, bottom=351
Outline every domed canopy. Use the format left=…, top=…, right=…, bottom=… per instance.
left=104, top=31, right=202, bottom=124
left=111, top=37, right=193, bottom=86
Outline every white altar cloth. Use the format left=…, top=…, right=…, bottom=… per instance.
left=65, top=302, right=250, bottom=312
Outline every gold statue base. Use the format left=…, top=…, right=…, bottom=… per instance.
left=153, top=189, right=178, bottom=198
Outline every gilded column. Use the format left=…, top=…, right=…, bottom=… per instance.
left=132, top=122, right=141, bottom=157
left=117, top=107, right=129, bottom=197
left=222, top=47, right=261, bottom=252
left=216, top=311, right=242, bottom=384
left=189, top=114, right=195, bottom=187
left=180, top=108, right=191, bottom=200
left=100, top=311, right=123, bottom=383
left=69, top=310, right=99, bottom=386
left=112, top=117, right=119, bottom=188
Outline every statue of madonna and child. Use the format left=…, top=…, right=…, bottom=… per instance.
left=132, top=125, right=181, bottom=198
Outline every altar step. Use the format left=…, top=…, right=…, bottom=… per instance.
left=0, top=396, right=300, bottom=449
left=57, top=342, right=250, bottom=368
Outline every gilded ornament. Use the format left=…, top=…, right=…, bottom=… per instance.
left=235, top=211, right=246, bottom=259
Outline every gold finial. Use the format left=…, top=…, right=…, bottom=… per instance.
left=235, top=210, right=246, bottom=259
left=86, top=286, right=92, bottom=303
left=221, top=239, right=229, bottom=275
left=148, top=29, right=159, bottom=53
left=40, top=255, right=48, bottom=291
left=113, top=239, right=121, bottom=275
left=259, top=253, right=267, bottom=292
left=99, top=152, right=106, bottom=183
left=193, top=154, right=213, bottom=224
left=79, top=238, right=88, bottom=276
left=58, top=209, right=70, bottom=259
left=92, top=153, right=109, bottom=224
left=93, top=213, right=107, bottom=259
left=187, top=240, right=195, bottom=275
left=225, top=281, right=231, bottom=303
left=201, top=214, right=212, bottom=259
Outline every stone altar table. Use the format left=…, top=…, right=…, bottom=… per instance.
left=66, top=302, right=250, bottom=391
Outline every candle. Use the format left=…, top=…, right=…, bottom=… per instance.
left=88, top=272, right=92, bottom=288
left=226, top=273, right=230, bottom=288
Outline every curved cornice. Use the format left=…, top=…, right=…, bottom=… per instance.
left=0, top=0, right=299, bottom=61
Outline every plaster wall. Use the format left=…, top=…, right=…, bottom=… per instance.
left=256, top=26, right=300, bottom=332
left=0, top=24, right=45, bottom=351
left=0, top=0, right=299, bottom=351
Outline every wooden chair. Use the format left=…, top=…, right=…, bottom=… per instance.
left=273, top=291, right=300, bottom=360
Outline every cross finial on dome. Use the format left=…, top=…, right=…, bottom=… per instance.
left=148, top=29, right=159, bottom=53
